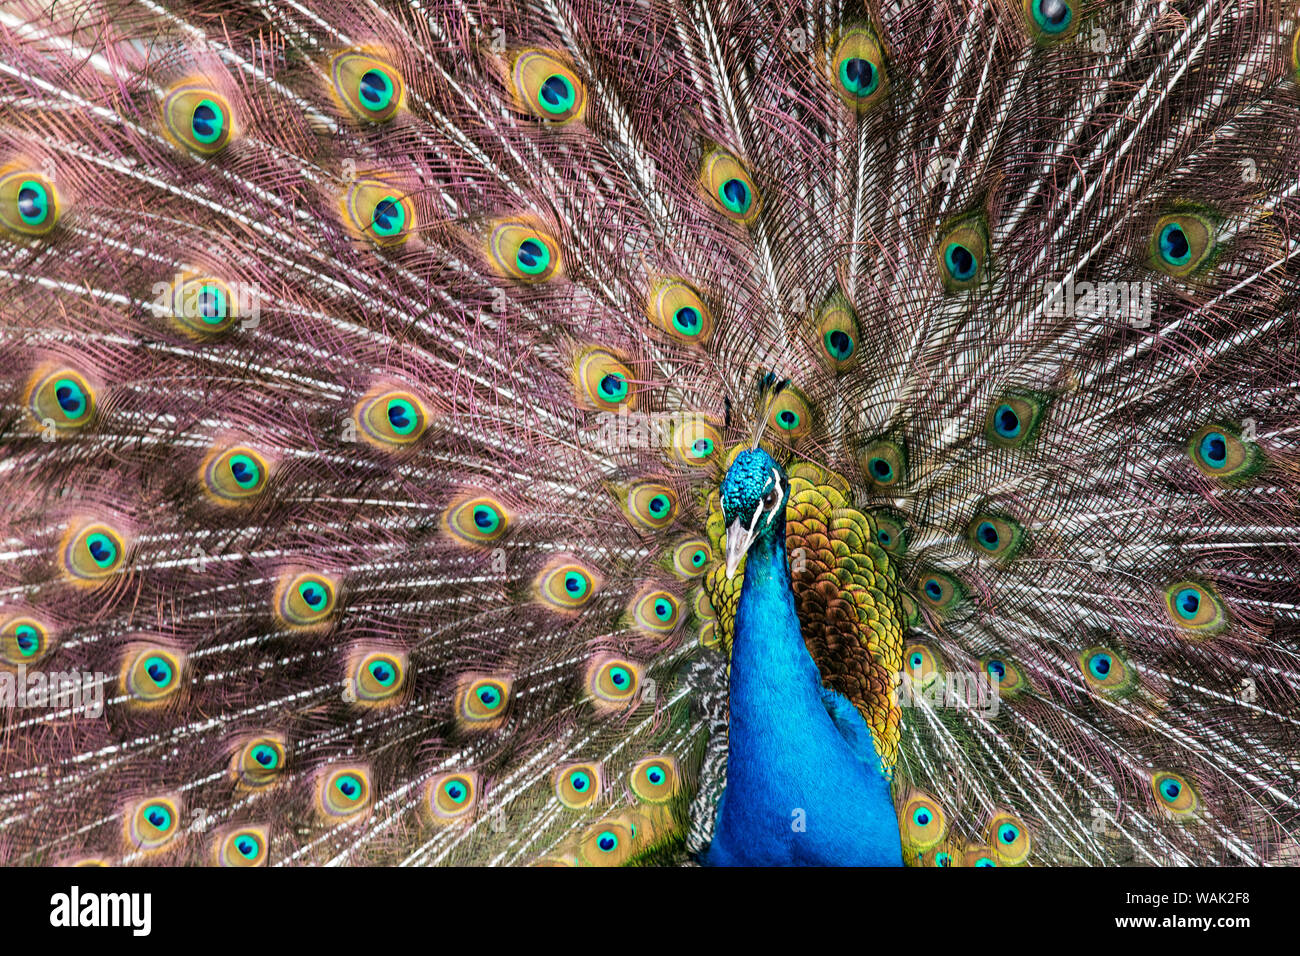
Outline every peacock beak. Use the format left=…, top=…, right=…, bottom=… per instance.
left=724, top=503, right=765, bottom=581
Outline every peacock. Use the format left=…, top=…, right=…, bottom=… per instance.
left=2, top=0, right=1299, bottom=869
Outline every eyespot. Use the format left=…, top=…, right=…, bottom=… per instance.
left=900, top=792, right=947, bottom=850
left=126, top=796, right=182, bottom=852
left=343, top=177, right=416, bottom=246
left=670, top=538, right=712, bottom=579
left=331, top=52, right=404, bottom=122
left=231, top=734, right=287, bottom=789
left=555, top=763, right=602, bottom=809
left=27, top=367, right=95, bottom=431
left=273, top=571, right=338, bottom=629
left=456, top=675, right=511, bottom=729
left=587, top=657, right=640, bottom=707
left=511, top=50, right=586, bottom=123
left=647, top=278, right=713, bottom=345
left=1150, top=770, right=1198, bottom=816
left=671, top=417, right=724, bottom=467
left=624, top=482, right=678, bottom=530
left=351, top=649, right=408, bottom=705
left=767, top=388, right=812, bottom=441
left=1294, top=22, right=1300, bottom=82
left=936, top=215, right=988, bottom=292
left=985, top=392, right=1047, bottom=449
left=987, top=811, right=1031, bottom=864
left=354, top=386, right=430, bottom=449
left=630, top=756, right=678, bottom=804
left=967, top=514, right=1026, bottom=561
left=1022, top=0, right=1076, bottom=42
left=1078, top=646, right=1134, bottom=696
left=701, top=148, right=761, bottom=224
left=215, top=825, right=270, bottom=867
left=122, top=644, right=186, bottom=704
left=815, top=298, right=861, bottom=370
left=201, top=445, right=270, bottom=504
left=1187, top=423, right=1261, bottom=483
left=965, top=845, right=999, bottom=867
left=902, top=643, right=942, bottom=689
left=166, top=274, right=241, bottom=337
left=631, top=590, right=681, bottom=633
left=427, top=772, right=478, bottom=823
left=928, top=850, right=954, bottom=868
left=916, top=569, right=964, bottom=614
left=61, top=521, right=128, bottom=584
left=444, top=494, right=510, bottom=545
left=981, top=655, right=1026, bottom=698
left=578, top=816, right=637, bottom=866
left=860, top=438, right=906, bottom=490
left=162, top=81, right=234, bottom=154
left=574, top=347, right=635, bottom=410
left=1163, top=580, right=1226, bottom=636
left=489, top=219, right=562, bottom=281
left=1, top=616, right=52, bottom=667
left=316, top=767, right=372, bottom=823
left=1149, top=211, right=1215, bottom=277
left=870, top=511, right=908, bottom=555
left=535, top=559, right=601, bottom=610
left=830, top=27, right=889, bottom=110
left=0, top=168, right=61, bottom=236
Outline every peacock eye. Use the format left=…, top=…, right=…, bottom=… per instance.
left=1149, top=210, right=1216, bottom=277
left=762, top=485, right=781, bottom=509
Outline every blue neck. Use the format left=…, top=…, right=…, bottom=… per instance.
left=705, top=520, right=903, bottom=866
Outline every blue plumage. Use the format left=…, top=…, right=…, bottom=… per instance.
left=703, top=449, right=902, bottom=866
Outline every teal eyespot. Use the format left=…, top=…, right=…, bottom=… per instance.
left=190, top=98, right=226, bottom=145
left=1164, top=580, right=1226, bottom=635
left=227, top=454, right=261, bottom=489
left=912, top=807, right=931, bottom=827
left=445, top=780, right=468, bottom=804
left=511, top=51, right=585, bottom=123
left=830, top=28, right=889, bottom=110
left=824, top=329, right=855, bottom=361
left=997, top=823, right=1019, bottom=844
left=718, top=178, right=751, bottom=215
left=595, top=830, right=618, bottom=852
left=598, top=373, right=627, bottom=402
left=985, top=392, right=1047, bottom=449
left=701, top=149, right=761, bottom=224
left=54, top=378, right=88, bottom=420
left=1150, top=771, right=1197, bottom=815
left=515, top=237, right=551, bottom=275
left=1149, top=210, right=1216, bottom=277
left=17, top=179, right=50, bottom=226
left=673, top=306, right=702, bottom=335
left=1187, top=423, right=1261, bottom=483
left=936, top=216, right=988, bottom=292
left=839, top=57, right=879, bottom=98
left=330, top=52, right=404, bottom=123
left=538, top=74, right=576, bottom=114
left=335, top=774, right=363, bottom=801
left=385, top=398, right=419, bottom=436
left=1159, top=223, right=1190, bottom=266
left=143, top=655, right=173, bottom=688
left=85, top=533, right=118, bottom=569
left=14, top=624, right=40, bottom=658
left=251, top=745, right=279, bottom=769
left=370, top=195, right=406, bottom=237
left=358, top=69, right=395, bottom=112
left=369, top=660, right=397, bottom=687
left=1087, top=652, right=1112, bottom=680
left=944, top=242, right=978, bottom=281
left=1031, top=0, right=1072, bottom=33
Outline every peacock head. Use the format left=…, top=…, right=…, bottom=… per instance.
left=720, top=447, right=789, bottom=580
